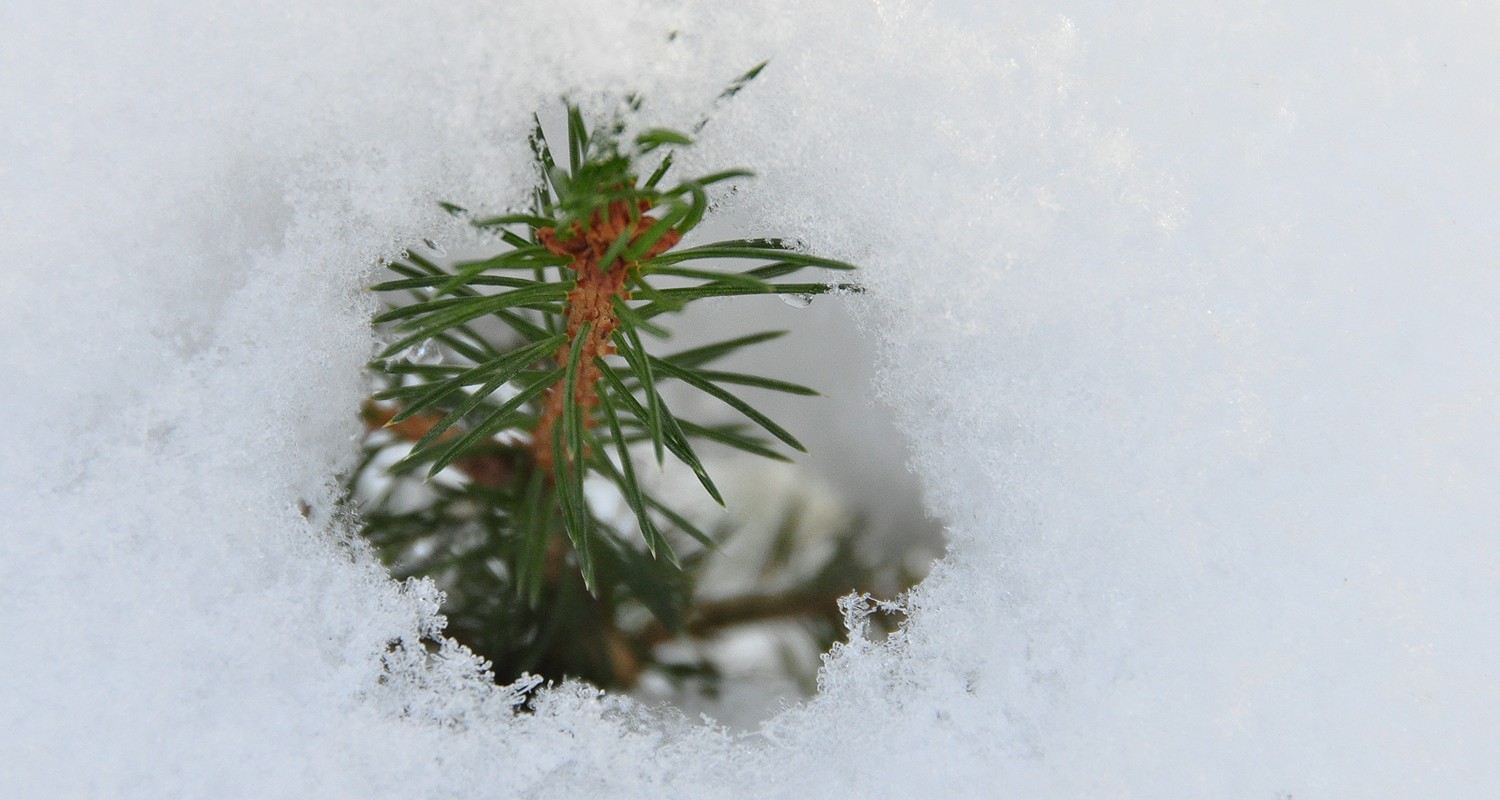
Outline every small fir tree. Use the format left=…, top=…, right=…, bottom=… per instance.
left=351, top=65, right=909, bottom=694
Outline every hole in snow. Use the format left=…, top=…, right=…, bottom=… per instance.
left=349, top=216, right=944, bottom=729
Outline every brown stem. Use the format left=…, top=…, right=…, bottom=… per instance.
left=360, top=402, right=518, bottom=489
left=530, top=197, right=680, bottom=473
left=637, top=590, right=851, bottom=649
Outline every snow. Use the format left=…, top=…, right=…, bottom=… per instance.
left=4, top=0, right=1500, bottom=797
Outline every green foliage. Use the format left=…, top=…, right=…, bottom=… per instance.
left=351, top=65, right=884, bottom=692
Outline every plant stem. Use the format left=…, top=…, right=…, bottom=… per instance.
left=637, top=590, right=850, bottom=648
left=360, top=402, right=519, bottom=488
left=531, top=197, right=680, bottom=472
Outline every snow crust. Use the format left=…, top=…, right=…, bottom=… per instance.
left=4, top=1, right=1499, bottom=796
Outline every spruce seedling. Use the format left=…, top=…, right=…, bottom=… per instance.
left=355, top=65, right=870, bottom=690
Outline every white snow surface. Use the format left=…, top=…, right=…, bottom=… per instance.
left=4, top=1, right=1499, bottom=797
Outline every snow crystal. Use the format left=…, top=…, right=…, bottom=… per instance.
left=4, top=0, right=1499, bottom=797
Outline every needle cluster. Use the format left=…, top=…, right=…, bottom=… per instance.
left=352, top=65, right=868, bottom=689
